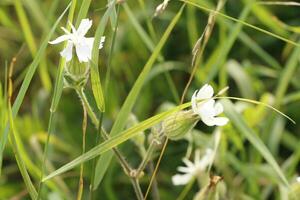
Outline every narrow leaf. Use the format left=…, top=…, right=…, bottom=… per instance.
left=90, top=2, right=116, bottom=112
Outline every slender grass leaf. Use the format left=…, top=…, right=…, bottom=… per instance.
left=222, top=99, right=290, bottom=187
left=183, top=0, right=300, bottom=47
left=93, top=5, right=185, bottom=188
left=8, top=104, right=37, bottom=199
left=275, top=44, right=300, bottom=107
left=75, top=0, right=91, bottom=26
left=42, top=102, right=191, bottom=182
left=90, top=2, right=116, bottom=112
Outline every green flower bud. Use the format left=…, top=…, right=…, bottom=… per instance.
left=63, top=56, right=89, bottom=89
left=162, top=110, right=198, bottom=140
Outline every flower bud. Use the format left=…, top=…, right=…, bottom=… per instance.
left=162, top=110, right=198, bottom=140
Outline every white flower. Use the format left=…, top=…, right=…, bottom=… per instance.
left=172, top=149, right=213, bottom=185
left=49, top=18, right=105, bottom=63
left=297, top=176, right=300, bottom=183
left=191, top=84, right=229, bottom=126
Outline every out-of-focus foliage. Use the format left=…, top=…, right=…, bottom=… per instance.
left=0, top=0, right=300, bottom=199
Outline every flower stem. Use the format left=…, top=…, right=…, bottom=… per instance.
left=76, top=99, right=87, bottom=200
left=131, top=178, right=144, bottom=200
left=136, top=139, right=158, bottom=177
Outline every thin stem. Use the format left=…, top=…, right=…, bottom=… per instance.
left=76, top=99, right=87, bottom=200
left=136, top=139, right=157, bottom=177
left=131, top=178, right=144, bottom=200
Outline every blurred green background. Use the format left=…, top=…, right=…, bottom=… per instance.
left=0, top=0, right=300, bottom=199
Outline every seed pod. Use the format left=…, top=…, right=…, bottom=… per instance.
left=162, top=110, right=198, bottom=140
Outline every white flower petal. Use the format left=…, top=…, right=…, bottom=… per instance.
left=196, top=84, right=214, bottom=99
left=214, top=102, right=224, bottom=115
left=201, top=115, right=217, bottom=126
left=49, top=34, right=70, bottom=44
left=172, top=174, right=193, bottom=185
left=75, top=42, right=92, bottom=62
left=77, top=19, right=92, bottom=36
left=182, top=158, right=195, bottom=169
left=213, top=117, right=229, bottom=126
left=68, top=21, right=77, bottom=34
left=198, top=100, right=216, bottom=118
left=60, top=41, right=73, bottom=62
left=197, top=149, right=213, bottom=170
left=177, top=166, right=193, bottom=174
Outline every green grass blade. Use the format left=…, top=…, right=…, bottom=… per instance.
left=92, top=5, right=185, bottom=188
left=222, top=99, right=290, bottom=187
left=275, top=44, right=300, bottom=107
left=0, top=4, right=70, bottom=172
left=75, top=0, right=91, bottom=26
left=243, top=0, right=288, bottom=36
left=183, top=0, right=299, bottom=47
left=7, top=104, right=37, bottom=199
left=42, top=102, right=191, bottom=182
left=90, top=2, right=116, bottom=112
left=123, top=3, right=156, bottom=53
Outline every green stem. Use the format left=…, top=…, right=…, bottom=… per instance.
left=131, top=178, right=144, bottom=200
left=136, top=139, right=158, bottom=177
left=76, top=101, right=87, bottom=200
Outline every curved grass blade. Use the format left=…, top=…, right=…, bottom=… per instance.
left=90, top=1, right=116, bottom=112
left=93, top=5, right=185, bottom=188
left=182, top=0, right=300, bottom=47
left=0, top=4, right=70, bottom=173
left=8, top=104, right=37, bottom=199
left=222, top=99, right=290, bottom=187
left=42, top=102, right=190, bottom=182
left=75, top=0, right=91, bottom=26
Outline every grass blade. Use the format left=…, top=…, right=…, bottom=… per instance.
left=90, top=1, right=116, bottom=112
left=93, top=5, right=185, bottom=188
left=8, top=104, right=37, bottom=199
